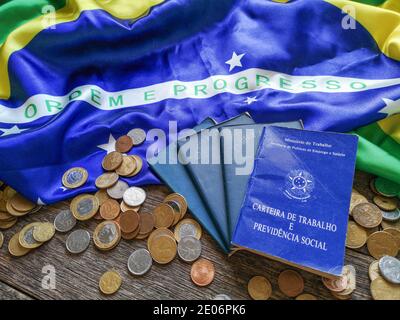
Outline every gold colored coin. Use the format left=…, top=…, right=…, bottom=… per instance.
left=120, top=201, right=140, bottom=213
left=370, top=277, right=400, bottom=300
left=147, top=228, right=175, bottom=250
left=99, top=270, right=122, bottom=295
left=115, top=155, right=136, bottom=177
left=381, top=219, right=400, bottom=231
left=32, top=222, right=55, bottom=242
left=126, top=155, right=142, bottom=177
left=349, top=191, right=368, bottom=215
left=247, top=276, right=272, bottom=300
left=166, top=200, right=182, bottom=226
left=149, top=234, right=177, bottom=264
left=346, top=221, right=367, bottom=249
left=368, top=260, right=381, bottom=281
left=0, top=231, right=3, bottom=248
left=164, top=193, right=188, bottom=219
left=3, top=186, right=17, bottom=200
left=373, top=195, right=398, bottom=211
left=0, top=218, right=17, bottom=230
left=295, top=293, right=317, bottom=300
left=6, top=200, right=30, bottom=217
left=70, top=194, right=99, bottom=221
left=93, top=220, right=121, bottom=251
left=367, top=231, right=399, bottom=259
left=10, top=193, right=36, bottom=212
left=62, top=167, right=88, bottom=189
left=174, top=218, right=202, bottom=242
left=0, top=210, right=13, bottom=220
left=102, top=151, right=123, bottom=171
left=8, top=232, right=31, bottom=257
left=352, top=203, right=382, bottom=228
left=384, top=228, right=400, bottom=249
left=95, top=172, right=119, bottom=189
left=278, top=270, right=304, bottom=297
left=153, top=203, right=175, bottom=229
left=19, top=222, right=43, bottom=249
left=0, top=200, right=7, bottom=212
left=95, top=189, right=111, bottom=206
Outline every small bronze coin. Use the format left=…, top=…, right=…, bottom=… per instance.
left=119, top=210, right=140, bottom=234
left=278, top=270, right=304, bottom=297
left=295, top=293, right=317, bottom=300
left=349, top=191, right=368, bottom=215
left=190, top=258, right=215, bottom=287
left=102, top=151, right=123, bottom=171
left=384, top=228, right=400, bottom=249
left=371, top=277, right=400, bottom=300
left=154, top=203, right=175, bottom=229
left=120, top=201, right=140, bottom=213
left=95, top=172, right=119, bottom=189
left=373, top=195, right=397, bottom=211
left=70, top=194, right=99, bottom=221
left=139, top=213, right=155, bottom=235
left=367, top=231, right=399, bottom=259
left=149, top=234, right=177, bottom=264
left=164, top=193, right=187, bottom=219
left=9, top=193, right=36, bottom=212
left=147, top=228, right=175, bottom=250
left=95, top=189, right=110, bottom=206
left=8, top=232, right=31, bottom=257
left=115, top=155, right=137, bottom=177
left=121, top=226, right=140, bottom=240
left=352, top=203, right=382, bottom=228
left=382, top=219, right=400, bottom=231
left=136, top=232, right=151, bottom=240
left=100, top=199, right=120, bottom=220
left=346, top=221, right=368, bottom=249
left=0, top=210, right=13, bottom=221
left=247, top=276, right=272, bottom=300
left=115, top=135, right=133, bottom=153
left=99, top=270, right=122, bottom=295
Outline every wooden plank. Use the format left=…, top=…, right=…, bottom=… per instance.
left=0, top=281, right=33, bottom=300
left=0, top=173, right=383, bottom=300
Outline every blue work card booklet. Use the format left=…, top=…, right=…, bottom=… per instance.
left=232, top=126, right=358, bottom=277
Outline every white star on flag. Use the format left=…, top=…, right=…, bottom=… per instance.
left=225, top=52, right=246, bottom=72
left=37, top=198, right=46, bottom=205
left=60, top=186, right=68, bottom=192
left=0, top=125, right=27, bottom=137
left=245, top=96, right=258, bottom=105
left=97, top=134, right=116, bottom=154
left=379, top=98, right=400, bottom=117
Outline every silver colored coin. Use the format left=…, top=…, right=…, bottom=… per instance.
left=123, top=187, right=146, bottom=207
left=179, top=223, right=197, bottom=239
left=127, top=248, right=152, bottom=276
left=379, top=255, right=400, bottom=284
left=127, top=128, right=146, bottom=145
left=98, top=222, right=118, bottom=244
left=177, top=236, right=202, bottom=262
left=107, top=180, right=129, bottom=199
left=0, top=231, right=3, bottom=249
left=381, top=208, right=400, bottom=222
left=213, top=294, right=232, bottom=300
left=54, top=209, right=77, bottom=233
left=66, top=229, right=90, bottom=254
left=23, top=226, right=40, bottom=246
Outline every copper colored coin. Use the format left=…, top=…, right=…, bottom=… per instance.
left=100, top=199, right=120, bottom=220
left=136, top=232, right=151, bottom=240
left=102, top=151, right=123, bottom=171
left=154, top=203, right=175, bottom=228
left=139, top=213, right=155, bottom=235
left=120, top=201, right=140, bottom=213
left=115, top=155, right=137, bottom=177
left=322, top=274, right=348, bottom=292
left=352, top=203, right=382, bottom=228
left=147, top=228, right=175, bottom=250
left=167, top=200, right=182, bottom=226
left=115, top=135, right=133, bottom=153
left=373, top=195, right=398, bottom=211
left=119, top=210, right=140, bottom=234
left=278, top=270, right=304, bottom=297
left=367, top=231, right=399, bottom=259
left=191, top=258, right=215, bottom=287
left=95, top=189, right=110, bottom=206
left=121, top=226, right=140, bottom=240
left=10, top=193, right=36, bottom=212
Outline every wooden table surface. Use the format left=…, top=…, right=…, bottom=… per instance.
left=0, top=171, right=388, bottom=300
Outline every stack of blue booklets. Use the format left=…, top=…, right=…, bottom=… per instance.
left=149, top=114, right=358, bottom=277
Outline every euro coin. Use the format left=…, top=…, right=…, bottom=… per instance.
left=115, top=155, right=136, bottom=177
left=102, top=151, right=123, bottom=171
left=54, top=209, right=76, bottom=233
left=373, top=195, right=397, bottom=211
left=0, top=218, right=17, bottom=230
left=107, top=180, right=129, bottom=200
left=371, top=277, right=400, bottom=300
left=115, top=135, right=133, bottom=153
left=127, top=248, right=152, bottom=276
left=381, top=208, right=400, bottom=222
left=278, top=270, right=304, bottom=297
left=247, top=276, right=272, bottom=300
left=0, top=231, right=3, bottom=248
left=32, top=222, right=55, bottom=242
left=379, top=256, right=400, bottom=284
left=126, top=155, right=143, bottom=177
left=10, top=193, right=36, bottom=212
left=19, top=222, right=43, bottom=249
left=99, top=199, right=120, bottom=220
left=177, top=236, right=202, bottom=262
left=381, top=219, right=400, bottom=231
left=8, top=232, right=31, bottom=257
left=70, top=194, right=99, bottom=221
left=384, top=228, right=400, bottom=249
left=367, top=231, right=399, bottom=259
left=346, top=221, right=367, bottom=249
left=296, top=293, right=317, bottom=300
left=66, top=229, right=90, bottom=254
left=374, top=177, right=399, bottom=198
left=119, top=210, right=139, bottom=234
left=164, top=193, right=187, bottom=219
left=99, top=270, right=122, bottom=295
left=174, top=218, right=202, bottom=242
left=138, top=213, right=155, bottom=235
left=166, top=200, right=182, bottom=226
left=127, top=128, right=146, bottom=145
left=62, top=167, right=88, bottom=189
left=369, top=260, right=381, bottom=281
left=93, top=220, right=121, bottom=251
left=95, top=172, right=118, bottom=189
left=349, top=191, right=368, bottom=215
left=352, top=203, right=382, bottom=228
left=148, top=234, right=177, bottom=264
left=154, top=203, right=174, bottom=228
left=95, top=189, right=111, bottom=206
left=191, top=258, right=215, bottom=287
left=123, top=186, right=146, bottom=206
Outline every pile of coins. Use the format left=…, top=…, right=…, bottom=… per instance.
left=0, top=183, right=41, bottom=231
left=369, top=256, right=400, bottom=300
left=8, top=222, right=55, bottom=257
left=321, top=265, right=356, bottom=300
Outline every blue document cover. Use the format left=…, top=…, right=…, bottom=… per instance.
left=232, top=127, right=358, bottom=277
